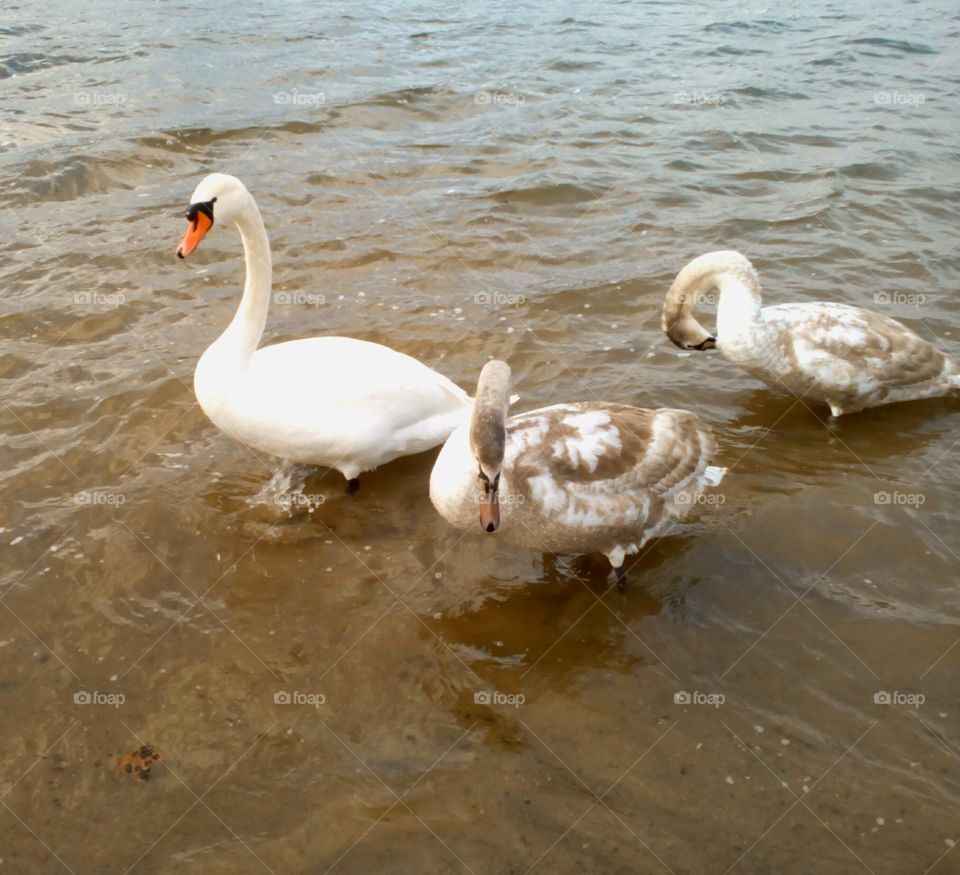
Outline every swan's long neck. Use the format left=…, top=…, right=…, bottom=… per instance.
left=216, top=196, right=272, bottom=365
left=663, top=251, right=762, bottom=349
left=715, top=271, right=762, bottom=340
left=470, top=361, right=511, bottom=474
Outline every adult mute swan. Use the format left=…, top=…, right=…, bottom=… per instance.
left=662, top=250, right=959, bottom=417
left=176, top=173, right=471, bottom=486
left=429, top=361, right=725, bottom=589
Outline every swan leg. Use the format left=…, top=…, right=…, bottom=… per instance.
left=614, top=565, right=627, bottom=591
left=346, top=477, right=361, bottom=493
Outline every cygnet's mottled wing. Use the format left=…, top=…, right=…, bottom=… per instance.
left=768, top=302, right=953, bottom=397
left=504, top=403, right=717, bottom=538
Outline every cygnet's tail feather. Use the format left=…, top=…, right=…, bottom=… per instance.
left=703, top=465, right=727, bottom=487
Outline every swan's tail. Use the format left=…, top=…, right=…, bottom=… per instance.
left=703, top=465, right=727, bottom=487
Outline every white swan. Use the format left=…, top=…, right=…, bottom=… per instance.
left=663, top=250, right=960, bottom=417
left=429, top=361, right=726, bottom=588
left=176, top=173, right=471, bottom=485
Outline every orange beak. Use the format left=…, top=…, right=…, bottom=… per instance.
left=479, top=481, right=500, bottom=533
left=176, top=209, right=213, bottom=259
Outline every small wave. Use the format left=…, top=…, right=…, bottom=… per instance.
left=557, top=17, right=603, bottom=27
left=735, top=130, right=837, bottom=150
left=0, top=24, right=45, bottom=37
left=365, top=84, right=441, bottom=109
left=0, top=353, right=32, bottom=381
left=334, top=248, right=397, bottom=268
left=705, top=19, right=792, bottom=35
left=548, top=59, right=601, bottom=72
left=837, top=160, right=902, bottom=182
left=707, top=44, right=770, bottom=57
left=248, top=463, right=311, bottom=508
left=487, top=182, right=604, bottom=206
left=139, top=122, right=323, bottom=153
left=848, top=37, right=936, bottom=55
left=823, top=577, right=960, bottom=625
left=1, top=153, right=145, bottom=207
left=0, top=51, right=84, bottom=79
left=729, top=168, right=833, bottom=185
left=329, top=84, right=478, bottom=128
left=665, top=158, right=708, bottom=172
left=728, top=85, right=810, bottom=101
left=807, top=49, right=861, bottom=67
left=705, top=21, right=754, bottom=33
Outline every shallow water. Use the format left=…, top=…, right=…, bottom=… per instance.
left=2, top=0, right=959, bottom=872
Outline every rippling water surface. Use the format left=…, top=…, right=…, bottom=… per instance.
left=2, top=0, right=959, bottom=872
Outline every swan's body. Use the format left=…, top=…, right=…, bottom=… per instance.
left=178, top=174, right=470, bottom=481
left=430, top=362, right=725, bottom=587
left=195, top=336, right=470, bottom=478
left=663, top=251, right=960, bottom=416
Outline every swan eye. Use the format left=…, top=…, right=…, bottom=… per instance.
left=185, top=197, right=217, bottom=226
left=477, top=469, right=500, bottom=493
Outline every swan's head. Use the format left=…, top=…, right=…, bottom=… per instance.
left=662, top=250, right=758, bottom=350
left=662, top=288, right=717, bottom=351
left=469, top=360, right=511, bottom=533
left=176, top=173, right=252, bottom=259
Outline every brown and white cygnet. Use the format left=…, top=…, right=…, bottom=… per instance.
left=429, top=361, right=726, bottom=588
left=663, top=250, right=960, bottom=417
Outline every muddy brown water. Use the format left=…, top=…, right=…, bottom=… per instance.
left=2, top=1, right=959, bottom=872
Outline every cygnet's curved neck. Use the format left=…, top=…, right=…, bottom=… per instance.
left=217, top=195, right=272, bottom=364
left=663, top=251, right=762, bottom=348
left=470, top=361, right=511, bottom=473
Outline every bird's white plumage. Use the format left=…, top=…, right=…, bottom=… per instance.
left=184, top=174, right=471, bottom=479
